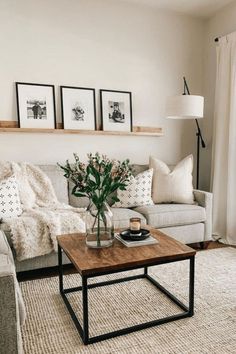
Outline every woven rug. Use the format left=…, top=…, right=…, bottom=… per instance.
left=20, top=248, right=236, bottom=354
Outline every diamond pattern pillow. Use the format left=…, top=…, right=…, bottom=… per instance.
left=113, top=169, right=154, bottom=208
left=0, top=175, right=22, bottom=218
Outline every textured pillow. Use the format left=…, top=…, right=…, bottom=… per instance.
left=149, top=155, right=194, bottom=204
left=113, top=169, right=154, bottom=208
left=0, top=175, right=22, bottom=218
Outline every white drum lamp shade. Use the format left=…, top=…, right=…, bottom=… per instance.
left=166, top=95, right=204, bottom=119
left=166, top=77, right=205, bottom=190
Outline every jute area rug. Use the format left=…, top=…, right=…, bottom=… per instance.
left=20, top=248, right=236, bottom=354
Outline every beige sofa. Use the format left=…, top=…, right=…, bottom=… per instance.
left=1, top=164, right=212, bottom=273
left=0, top=164, right=212, bottom=353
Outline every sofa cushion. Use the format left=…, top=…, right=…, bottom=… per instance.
left=158, top=223, right=205, bottom=244
left=0, top=175, right=22, bottom=219
left=0, top=222, right=14, bottom=248
left=111, top=208, right=146, bottom=229
left=149, top=155, right=194, bottom=204
left=0, top=253, right=11, bottom=266
left=0, top=231, right=26, bottom=325
left=0, top=230, right=12, bottom=255
left=68, top=180, right=90, bottom=209
left=131, top=164, right=175, bottom=176
left=0, top=230, right=14, bottom=263
left=38, top=165, right=69, bottom=204
left=133, top=204, right=206, bottom=228
left=113, top=169, right=154, bottom=208
left=0, top=254, right=26, bottom=326
left=132, top=164, right=148, bottom=176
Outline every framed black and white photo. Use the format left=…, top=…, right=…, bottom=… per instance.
left=16, top=82, right=56, bottom=129
left=61, top=86, right=96, bottom=130
left=100, top=89, right=132, bottom=132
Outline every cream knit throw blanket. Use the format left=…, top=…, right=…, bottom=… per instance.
left=0, top=162, right=85, bottom=261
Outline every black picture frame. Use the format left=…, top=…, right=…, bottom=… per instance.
left=60, top=86, right=97, bottom=130
left=100, top=89, right=133, bottom=132
left=15, top=82, right=56, bottom=129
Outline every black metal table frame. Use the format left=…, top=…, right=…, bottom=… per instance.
left=58, top=244, right=195, bottom=345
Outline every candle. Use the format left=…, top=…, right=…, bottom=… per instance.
left=130, top=217, right=141, bottom=232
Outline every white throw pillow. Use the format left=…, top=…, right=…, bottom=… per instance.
left=0, top=175, right=22, bottom=218
left=113, top=169, right=154, bottom=208
left=149, top=155, right=194, bottom=204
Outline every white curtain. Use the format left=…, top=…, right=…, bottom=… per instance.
left=211, top=32, right=236, bottom=245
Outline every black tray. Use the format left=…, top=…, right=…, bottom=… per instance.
left=120, top=229, right=150, bottom=241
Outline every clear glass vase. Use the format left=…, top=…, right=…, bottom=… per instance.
left=86, top=201, right=114, bottom=248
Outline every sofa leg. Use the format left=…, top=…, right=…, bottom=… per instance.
left=199, top=241, right=210, bottom=250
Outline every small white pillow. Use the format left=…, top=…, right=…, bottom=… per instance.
left=113, top=169, right=154, bottom=208
left=149, top=155, right=194, bottom=204
left=0, top=175, right=22, bottom=218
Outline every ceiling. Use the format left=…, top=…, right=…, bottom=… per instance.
left=120, top=0, right=235, bottom=18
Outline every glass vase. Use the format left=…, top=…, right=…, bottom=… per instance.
left=86, top=201, right=114, bottom=248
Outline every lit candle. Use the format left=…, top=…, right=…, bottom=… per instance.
left=130, top=217, right=141, bottom=232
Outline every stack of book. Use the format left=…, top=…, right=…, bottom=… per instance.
left=115, top=233, right=158, bottom=247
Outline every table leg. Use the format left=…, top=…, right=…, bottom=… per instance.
left=189, top=256, right=195, bottom=316
left=58, top=244, right=63, bottom=294
left=82, top=276, right=89, bottom=344
left=144, top=266, right=148, bottom=275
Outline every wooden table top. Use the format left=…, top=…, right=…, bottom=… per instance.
left=57, top=227, right=196, bottom=277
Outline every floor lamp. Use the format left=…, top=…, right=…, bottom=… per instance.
left=166, top=77, right=205, bottom=189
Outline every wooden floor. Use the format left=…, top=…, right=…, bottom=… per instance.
left=17, top=241, right=230, bottom=282
left=192, top=240, right=229, bottom=250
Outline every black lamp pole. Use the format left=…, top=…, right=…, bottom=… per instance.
left=183, top=77, right=205, bottom=189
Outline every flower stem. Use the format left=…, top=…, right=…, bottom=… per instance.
left=97, top=210, right=101, bottom=247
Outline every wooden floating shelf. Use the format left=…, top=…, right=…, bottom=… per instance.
left=0, top=121, right=163, bottom=137
left=0, top=127, right=163, bottom=136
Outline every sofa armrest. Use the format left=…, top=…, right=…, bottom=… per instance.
left=193, top=189, right=213, bottom=241
left=0, top=259, right=24, bottom=354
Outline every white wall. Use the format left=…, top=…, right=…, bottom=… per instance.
left=202, top=1, right=236, bottom=190
left=0, top=0, right=204, bottom=170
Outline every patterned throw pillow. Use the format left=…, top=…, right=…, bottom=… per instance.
left=0, top=175, right=22, bottom=218
left=113, top=169, right=154, bottom=208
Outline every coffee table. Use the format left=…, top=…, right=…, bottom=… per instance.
left=57, top=227, right=196, bottom=345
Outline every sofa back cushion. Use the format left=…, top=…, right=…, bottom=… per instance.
left=131, top=164, right=175, bottom=176
left=132, top=164, right=148, bottom=176
left=68, top=180, right=90, bottom=209
left=38, top=165, right=69, bottom=204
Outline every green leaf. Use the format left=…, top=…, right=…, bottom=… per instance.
left=110, top=182, right=121, bottom=193
left=86, top=165, right=92, bottom=175
left=111, top=196, right=120, bottom=203
left=73, top=192, right=87, bottom=197
left=87, top=179, right=97, bottom=188
left=72, top=185, right=78, bottom=195
left=119, top=185, right=127, bottom=191
left=92, top=194, right=99, bottom=205
left=90, top=166, right=101, bottom=186
left=102, top=174, right=111, bottom=188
